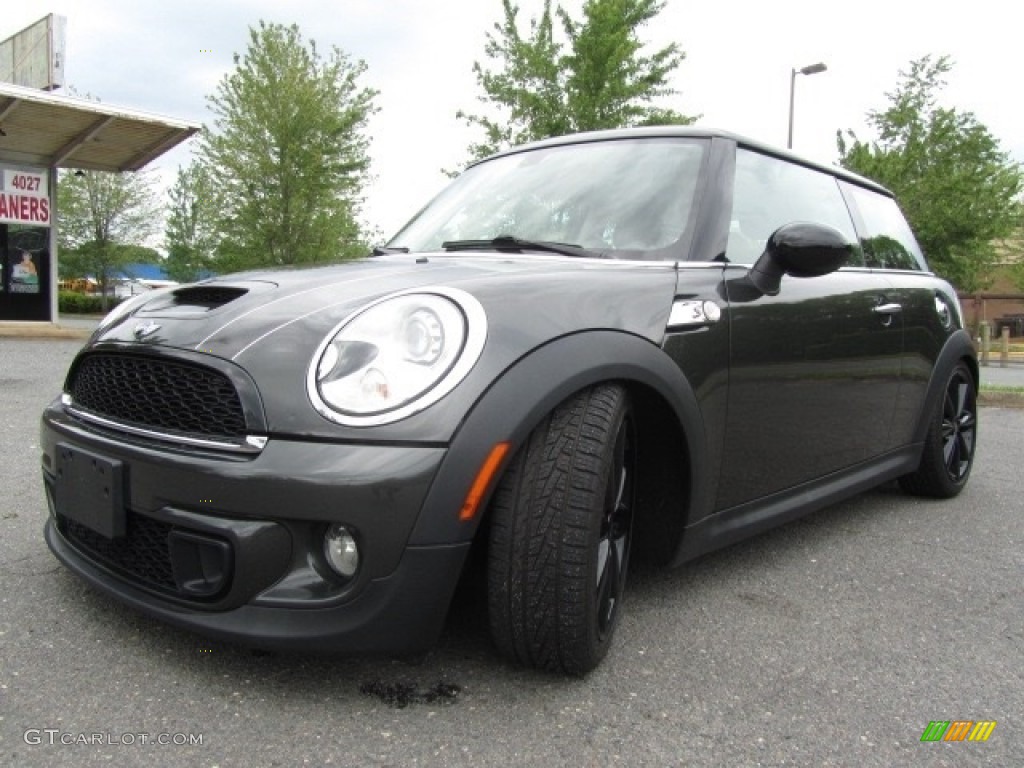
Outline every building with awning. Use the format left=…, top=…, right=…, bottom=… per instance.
left=0, top=80, right=200, bottom=323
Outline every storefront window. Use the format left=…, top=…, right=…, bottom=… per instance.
left=1, top=164, right=52, bottom=320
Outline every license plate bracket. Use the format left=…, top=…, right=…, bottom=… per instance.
left=55, top=444, right=126, bottom=539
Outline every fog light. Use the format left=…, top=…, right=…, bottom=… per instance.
left=324, top=524, right=360, bottom=578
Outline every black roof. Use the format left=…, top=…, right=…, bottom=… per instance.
left=479, top=126, right=891, bottom=196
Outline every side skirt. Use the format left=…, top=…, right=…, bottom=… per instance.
left=670, top=445, right=922, bottom=566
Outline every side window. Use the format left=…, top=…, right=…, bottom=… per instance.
left=842, top=184, right=926, bottom=271
left=727, top=148, right=861, bottom=266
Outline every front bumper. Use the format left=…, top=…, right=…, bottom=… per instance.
left=40, top=401, right=471, bottom=654
left=44, top=519, right=469, bottom=654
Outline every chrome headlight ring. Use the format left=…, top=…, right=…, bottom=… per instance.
left=307, top=286, right=487, bottom=427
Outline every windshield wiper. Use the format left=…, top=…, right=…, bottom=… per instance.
left=441, top=235, right=602, bottom=259
left=371, top=245, right=410, bottom=256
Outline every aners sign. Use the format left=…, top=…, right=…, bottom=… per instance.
left=0, top=168, right=51, bottom=226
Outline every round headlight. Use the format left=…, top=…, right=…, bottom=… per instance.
left=403, top=308, right=445, bottom=364
left=308, top=287, right=487, bottom=426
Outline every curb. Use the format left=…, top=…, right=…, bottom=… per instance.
left=0, top=323, right=91, bottom=340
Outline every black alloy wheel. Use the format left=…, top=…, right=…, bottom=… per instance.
left=939, top=368, right=976, bottom=483
left=899, top=362, right=977, bottom=498
left=596, top=412, right=634, bottom=642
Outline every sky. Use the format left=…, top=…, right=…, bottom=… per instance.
left=4, top=0, right=1021, bottom=241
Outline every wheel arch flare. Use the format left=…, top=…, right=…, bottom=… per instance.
left=408, top=330, right=710, bottom=566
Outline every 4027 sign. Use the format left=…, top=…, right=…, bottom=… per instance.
left=0, top=167, right=51, bottom=226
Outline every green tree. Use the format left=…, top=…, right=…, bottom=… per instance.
left=1002, top=208, right=1024, bottom=292
left=198, top=21, right=378, bottom=272
left=837, top=55, right=1023, bottom=292
left=163, top=163, right=218, bottom=283
left=57, top=168, right=161, bottom=310
left=1008, top=231, right=1024, bottom=292
left=458, top=0, right=697, bottom=162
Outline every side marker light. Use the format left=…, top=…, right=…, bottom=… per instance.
left=459, top=442, right=511, bottom=521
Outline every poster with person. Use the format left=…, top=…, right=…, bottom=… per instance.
left=1, top=224, right=51, bottom=319
left=9, top=249, right=40, bottom=294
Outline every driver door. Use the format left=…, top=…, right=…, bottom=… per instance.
left=715, top=148, right=902, bottom=510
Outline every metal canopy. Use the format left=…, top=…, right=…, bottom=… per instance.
left=0, top=81, right=200, bottom=172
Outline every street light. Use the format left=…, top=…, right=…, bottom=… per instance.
left=787, top=62, right=827, bottom=149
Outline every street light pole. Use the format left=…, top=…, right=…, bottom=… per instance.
left=787, top=62, right=827, bottom=149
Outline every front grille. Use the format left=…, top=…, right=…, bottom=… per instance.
left=60, top=512, right=177, bottom=594
left=68, top=354, right=247, bottom=439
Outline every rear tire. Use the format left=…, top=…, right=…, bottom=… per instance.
left=899, top=362, right=977, bottom=498
left=487, top=384, right=635, bottom=675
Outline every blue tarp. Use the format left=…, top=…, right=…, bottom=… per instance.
left=109, top=263, right=216, bottom=282
left=114, top=263, right=170, bottom=281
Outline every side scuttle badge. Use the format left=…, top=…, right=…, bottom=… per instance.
left=667, top=300, right=721, bottom=330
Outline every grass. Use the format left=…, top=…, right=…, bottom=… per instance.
left=980, top=384, right=1024, bottom=393
left=978, top=383, right=1024, bottom=409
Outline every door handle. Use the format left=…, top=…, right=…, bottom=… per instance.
left=872, top=303, right=902, bottom=315
left=873, top=303, right=902, bottom=327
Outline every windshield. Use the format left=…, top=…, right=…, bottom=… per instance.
left=389, top=138, right=707, bottom=260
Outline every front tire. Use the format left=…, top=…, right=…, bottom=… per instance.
left=487, top=384, right=635, bottom=675
left=899, top=362, right=977, bottom=498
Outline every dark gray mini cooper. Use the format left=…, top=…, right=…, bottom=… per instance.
left=41, top=127, right=977, bottom=674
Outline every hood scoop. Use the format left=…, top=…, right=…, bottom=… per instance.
left=171, top=285, right=248, bottom=308
left=136, top=282, right=275, bottom=319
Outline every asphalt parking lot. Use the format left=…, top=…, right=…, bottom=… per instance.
left=1, top=337, right=1021, bottom=767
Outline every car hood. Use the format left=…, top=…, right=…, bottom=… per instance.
left=85, top=253, right=680, bottom=439
left=96, top=254, right=677, bottom=354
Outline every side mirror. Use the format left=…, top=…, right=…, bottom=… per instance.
left=747, top=222, right=852, bottom=296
